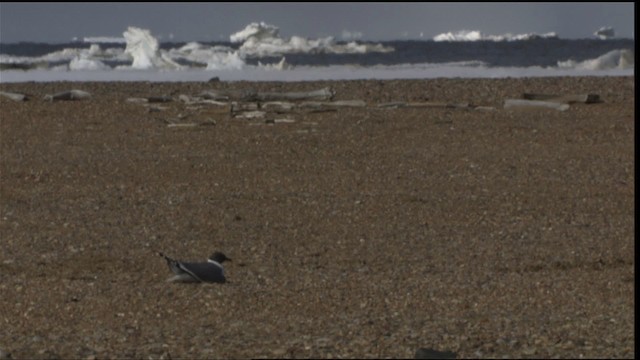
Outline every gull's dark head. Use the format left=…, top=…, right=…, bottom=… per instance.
left=209, top=251, right=231, bottom=264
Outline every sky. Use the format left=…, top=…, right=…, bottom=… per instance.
left=0, top=2, right=635, bottom=43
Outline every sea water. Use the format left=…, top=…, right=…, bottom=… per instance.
left=0, top=23, right=634, bottom=82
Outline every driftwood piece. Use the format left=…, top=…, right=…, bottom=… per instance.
left=235, top=111, right=266, bottom=119
left=231, top=102, right=259, bottom=114
left=299, top=100, right=366, bottom=108
left=474, top=106, right=496, bottom=111
left=0, top=91, right=27, bottom=101
left=202, top=88, right=334, bottom=102
left=273, top=118, right=295, bottom=123
left=414, top=348, right=457, bottom=359
left=255, top=87, right=334, bottom=101
left=335, top=100, right=366, bottom=107
left=304, top=108, right=338, bottom=114
left=44, top=90, right=91, bottom=101
left=259, top=100, right=365, bottom=112
left=147, top=96, right=172, bottom=103
left=126, top=98, right=149, bottom=104
left=147, top=105, right=169, bottom=113
left=377, top=102, right=408, bottom=108
left=178, top=94, right=227, bottom=106
left=522, top=93, right=600, bottom=104
left=409, top=102, right=470, bottom=109
left=126, top=96, right=171, bottom=104
left=379, top=101, right=495, bottom=111
left=199, top=89, right=257, bottom=101
left=504, top=99, right=570, bottom=111
left=261, top=101, right=296, bottom=111
left=167, top=121, right=216, bottom=128
left=377, top=101, right=471, bottom=109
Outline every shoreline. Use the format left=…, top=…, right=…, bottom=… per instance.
left=0, top=64, right=634, bottom=83
left=1, top=76, right=635, bottom=105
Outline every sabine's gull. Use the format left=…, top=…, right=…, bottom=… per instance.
left=159, top=251, right=231, bottom=283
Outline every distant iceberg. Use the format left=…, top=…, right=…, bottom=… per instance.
left=0, top=43, right=120, bottom=66
left=434, top=30, right=558, bottom=42
left=230, top=21, right=280, bottom=44
left=557, top=49, right=634, bottom=70
left=434, top=30, right=484, bottom=42
left=594, top=26, right=615, bottom=40
left=82, top=36, right=126, bottom=44
left=230, top=22, right=393, bottom=57
left=341, top=30, right=364, bottom=41
left=1, top=22, right=634, bottom=82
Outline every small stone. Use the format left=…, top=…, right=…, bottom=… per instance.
left=315, top=337, right=332, bottom=348
left=37, top=350, right=61, bottom=360
left=415, top=348, right=457, bottom=359
left=0, top=91, right=27, bottom=102
left=0, top=349, right=11, bottom=360
left=44, top=89, right=91, bottom=101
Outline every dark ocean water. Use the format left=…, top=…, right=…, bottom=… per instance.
left=0, top=39, right=634, bottom=68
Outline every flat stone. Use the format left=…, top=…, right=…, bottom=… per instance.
left=415, top=348, right=457, bottom=359
left=0, top=349, right=11, bottom=360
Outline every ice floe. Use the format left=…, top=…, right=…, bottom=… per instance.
left=434, top=30, right=558, bottom=42
left=122, top=27, right=182, bottom=69
left=557, top=49, right=634, bottom=70
left=230, top=22, right=393, bottom=57
left=594, top=26, right=615, bottom=40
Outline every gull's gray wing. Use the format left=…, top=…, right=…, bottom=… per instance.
left=159, top=253, right=187, bottom=275
left=179, top=261, right=226, bottom=283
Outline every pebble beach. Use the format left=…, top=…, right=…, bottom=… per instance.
left=0, top=76, right=635, bottom=358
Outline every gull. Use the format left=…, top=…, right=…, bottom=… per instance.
left=159, top=251, right=231, bottom=283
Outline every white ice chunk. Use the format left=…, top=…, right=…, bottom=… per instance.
left=557, top=49, right=634, bottom=70
left=434, top=30, right=484, bottom=42
left=434, top=30, right=558, bottom=42
left=230, top=22, right=393, bottom=57
left=205, top=51, right=246, bottom=70
left=341, top=30, right=364, bottom=41
left=122, top=27, right=182, bottom=69
left=69, top=57, right=110, bottom=71
left=82, top=36, right=127, bottom=44
left=594, top=26, right=615, bottom=40
left=230, top=22, right=280, bottom=43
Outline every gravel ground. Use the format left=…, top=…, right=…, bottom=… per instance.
left=0, top=77, right=635, bottom=359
